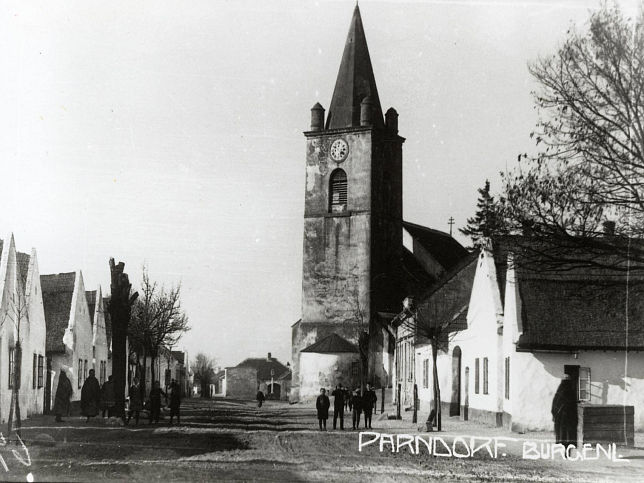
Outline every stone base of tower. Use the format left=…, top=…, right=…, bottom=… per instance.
left=290, top=320, right=362, bottom=402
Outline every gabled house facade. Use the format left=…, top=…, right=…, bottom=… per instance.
left=86, top=287, right=109, bottom=385
left=398, top=238, right=644, bottom=432
left=0, top=234, right=47, bottom=423
left=41, top=271, right=94, bottom=406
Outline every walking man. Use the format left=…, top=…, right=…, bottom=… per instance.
left=316, top=388, right=330, bottom=431
left=149, top=381, right=167, bottom=424
left=331, top=384, right=345, bottom=430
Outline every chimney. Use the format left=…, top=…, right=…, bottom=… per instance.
left=602, top=220, right=616, bottom=236
left=267, top=352, right=272, bottom=361
left=310, top=103, right=325, bottom=131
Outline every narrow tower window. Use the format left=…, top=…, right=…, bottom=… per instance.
left=329, top=169, right=348, bottom=213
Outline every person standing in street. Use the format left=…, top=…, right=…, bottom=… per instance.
left=363, top=383, right=377, bottom=429
left=53, top=369, right=73, bottom=423
left=331, top=384, right=345, bottom=430
left=316, top=388, right=330, bottom=431
left=351, top=389, right=362, bottom=430
left=127, top=377, right=143, bottom=425
left=81, top=369, right=101, bottom=422
left=149, top=381, right=167, bottom=424
left=552, top=374, right=578, bottom=446
left=101, top=375, right=116, bottom=418
left=256, top=390, right=265, bottom=408
left=169, top=379, right=182, bottom=425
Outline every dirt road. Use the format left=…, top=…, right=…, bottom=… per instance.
left=1, top=398, right=641, bottom=481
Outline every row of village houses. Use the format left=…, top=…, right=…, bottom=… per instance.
left=291, top=221, right=643, bottom=436
left=0, top=234, right=191, bottom=424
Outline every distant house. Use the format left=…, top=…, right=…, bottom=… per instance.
left=171, top=350, right=190, bottom=397
left=41, top=271, right=94, bottom=406
left=223, top=353, right=291, bottom=400
left=0, top=235, right=47, bottom=422
left=86, top=287, right=109, bottom=385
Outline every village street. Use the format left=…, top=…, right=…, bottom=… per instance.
left=0, top=398, right=642, bottom=482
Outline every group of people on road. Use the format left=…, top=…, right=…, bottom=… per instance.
left=316, top=383, right=377, bottom=431
left=52, top=367, right=182, bottom=425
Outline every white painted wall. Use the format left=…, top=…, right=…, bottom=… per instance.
left=92, top=287, right=109, bottom=386
left=298, top=352, right=359, bottom=400
left=51, top=271, right=94, bottom=403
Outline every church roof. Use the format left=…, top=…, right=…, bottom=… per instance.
left=301, top=333, right=358, bottom=354
left=41, top=272, right=76, bottom=353
left=403, top=221, right=470, bottom=271
left=326, top=5, right=384, bottom=129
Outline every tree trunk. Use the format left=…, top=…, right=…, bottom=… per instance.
left=109, top=258, right=138, bottom=419
left=8, top=342, right=22, bottom=437
left=149, top=351, right=156, bottom=399
left=432, top=338, right=442, bottom=431
left=141, top=347, right=147, bottom=402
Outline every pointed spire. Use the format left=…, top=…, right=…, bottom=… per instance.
left=326, top=5, right=384, bottom=129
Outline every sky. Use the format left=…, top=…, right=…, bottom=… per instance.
left=1, top=0, right=638, bottom=368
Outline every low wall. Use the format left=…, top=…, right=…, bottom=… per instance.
left=578, top=405, right=634, bottom=447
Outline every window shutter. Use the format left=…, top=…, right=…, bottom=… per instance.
left=330, top=170, right=348, bottom=212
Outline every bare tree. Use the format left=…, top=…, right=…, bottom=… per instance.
left=1, top=281, right=28, bottom=437
left=191, top=353, right=216, bottom=398
left=497, top=3, right=644, bottom=270
left=129, top=268, right=189, bottom=398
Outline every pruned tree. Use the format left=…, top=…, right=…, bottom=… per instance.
left=191, top=353, right=216, bottom=398
left=109, top=258, right=139, bottom=419
left=129, top=267, right=189, bottom=399
left=460, top=179, right=506, bottom=247
left=498, top=2, right=644, bottom=271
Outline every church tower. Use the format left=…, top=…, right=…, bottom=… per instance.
left=292, top=5, right=404, bottom=401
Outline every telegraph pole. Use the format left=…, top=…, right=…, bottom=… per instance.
left=448, top=217, right=455, bottom=237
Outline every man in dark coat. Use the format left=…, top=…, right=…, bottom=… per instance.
left=316, top=388, right=330, bottom=430
left=331, top=384, right=345, bottom=430
left=256, top=390, right=265, bottom=408
left=351, top=389, right=363, bottom=430
left=363, top=384, right=377, bottom=429
left=169, top=380, right=182, bottom=425
left=552, top=375, right=578, bottom=446
left=53, top=369, right=73, bottom=422
left=127, top=377, right=143, bottom=425
left=149, top=381, right=167, bottom=424
left=101, top=375, right=116, bottom=418
left=81, top=369, right=101, bottom=422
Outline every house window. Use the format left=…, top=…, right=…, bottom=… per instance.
left=9, top=348, right=15, bottom=389
left=579, top=367, right=591, bottom=401
left=84, top=359, right=88, bottom=381
left=33, top=353, right=37, bottom=389
left=474, top=358, right=480, bottom=394
left=483, top=358, right=489, bottom=395
left=37, top=356, right=44, bottom=388
left=351, top=361, right=359, bottom=376
left=329, top=169, right=348, bottom=213
left=423, top=359, right=429, bottom=389
left=504, top=357, right=510, bottom=400
left=78, top=359, right=83, bottom=388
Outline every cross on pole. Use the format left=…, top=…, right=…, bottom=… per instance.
left=448, top=217, right=455, bottom=237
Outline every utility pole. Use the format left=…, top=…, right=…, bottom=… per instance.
left=448, top=217, right=455, bottom=237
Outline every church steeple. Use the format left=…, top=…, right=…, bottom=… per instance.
left=326, top=5, right=384, bottom=130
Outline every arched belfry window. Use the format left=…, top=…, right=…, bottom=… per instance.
left=329, top=169, right=348, bottom=213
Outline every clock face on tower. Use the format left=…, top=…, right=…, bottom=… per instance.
left=329, top=138, right=349, bottom=162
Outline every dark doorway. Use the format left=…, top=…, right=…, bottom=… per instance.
left=267, top=383, right=281, bottom=400
left=450, top=347, right=462, bottom=416
left=463, top=366, right=469, bottom=421
left=44, top=357, right=52, bottom=414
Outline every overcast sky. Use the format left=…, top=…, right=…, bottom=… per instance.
left=1, top=0, right=638, bottom=367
